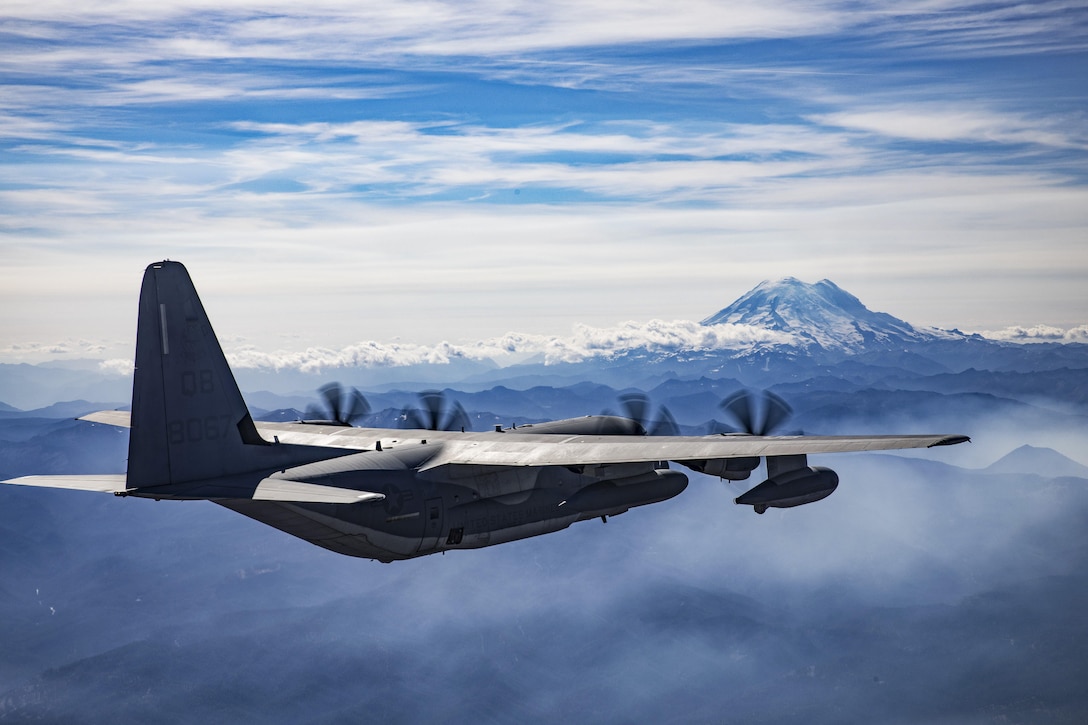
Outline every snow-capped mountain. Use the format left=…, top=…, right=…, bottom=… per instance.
left=701, top=277, right=960, bottom=353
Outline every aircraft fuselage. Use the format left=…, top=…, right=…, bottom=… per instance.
left=214, top=435, right=689, bottom=562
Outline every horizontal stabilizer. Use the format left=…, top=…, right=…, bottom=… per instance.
left=80, top=410, right=132, bottom=428
left=1, top=474, right=383, bottom=505
left=252, top=478, right=385, bottom=504
left=157, top=477, right=385, bottom=504
left=1, top=474, right=128, bottom=493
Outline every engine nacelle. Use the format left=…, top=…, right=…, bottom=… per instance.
left=734, top=466, right=839, bottom=514
left=678, top=456, right=760, bottom=481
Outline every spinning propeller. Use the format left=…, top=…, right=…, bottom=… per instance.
left=617, top=392, right=681, bottom=436
left=400, top=390, right=471, bottom=432
left=718, top=389, right=795, bottom=436
left=302, top=382, right=372, bottom=426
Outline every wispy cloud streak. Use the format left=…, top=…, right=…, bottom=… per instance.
left=3, top=2, right=1084, bottom=62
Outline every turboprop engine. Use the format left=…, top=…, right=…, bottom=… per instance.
left=733, top=466, right=839, bottom=514
left=709, top=389, right=840, bottom=514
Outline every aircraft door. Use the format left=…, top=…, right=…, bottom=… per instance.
left=418, top=497, right=444, bottom=553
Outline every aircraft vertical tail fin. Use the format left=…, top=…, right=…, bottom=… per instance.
left=128, top=261, right=337, bottom=488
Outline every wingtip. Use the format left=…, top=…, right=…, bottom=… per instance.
left=929, top=435, right=971, bottom=447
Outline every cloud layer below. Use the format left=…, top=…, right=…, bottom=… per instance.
left=63, top=318, right=1082, bottom=377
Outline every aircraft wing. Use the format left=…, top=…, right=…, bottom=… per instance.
left=77, top=410, right=967, bottom=463
left=417, top=433, right=969, bottom=470
left=69, top=410, right=968, bottom=470
left=250, top=478, right=384, bottom=504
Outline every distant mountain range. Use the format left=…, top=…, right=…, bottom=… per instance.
left=450, top=277, right=1086, bottom=393
left=0, top=277, right=1085, bottom=410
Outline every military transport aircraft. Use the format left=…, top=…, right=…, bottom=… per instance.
left=1, top=261, right=969, bottom=562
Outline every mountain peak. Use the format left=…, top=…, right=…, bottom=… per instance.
left=701, top=277, right=943, bottom=352
left=985, top=445, right=1088, bottom=478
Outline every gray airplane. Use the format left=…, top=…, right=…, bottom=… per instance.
left=1, top=261, right=968, bottom=562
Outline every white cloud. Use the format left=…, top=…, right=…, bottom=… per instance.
left=0, top=118, right=867, bottom=209
left=980, top=324, right=1088, bottom=343
left=0, top=339, right=108, bottom=356
left=1, top=2, right=840, bottom=57
left=2, top=0, right=1079, bottom=83
left=3, top=2, right=1083, bottom=64
left=550, top=319, right=793, bottom=362
left=221, top=320, right=793, bottom=372
left=0, top=342, right=73, bottom=355
left=0, top=114, right=69, bottom=142
left=98, top=358, right=135, bottom=375
left=813, top=106, right=1085, bottom=149
left=5, top=112, right=1076, bottom=224
left=227, top=341, right=468, bottom=372
left=858, top=1, right=1088, bottom=57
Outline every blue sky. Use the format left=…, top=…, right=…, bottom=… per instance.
left=1, top=1, right=1086, bottom=366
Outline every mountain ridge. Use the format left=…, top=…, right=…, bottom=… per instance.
left=985, top=444, right=1088, bottom=478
